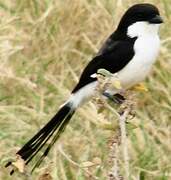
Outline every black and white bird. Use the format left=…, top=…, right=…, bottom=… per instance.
left=6, top=3, right=163, bottom=173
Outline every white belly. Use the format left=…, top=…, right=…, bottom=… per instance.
left=117, top=34, right=160, bottom=89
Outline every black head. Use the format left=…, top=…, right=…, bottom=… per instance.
left=117, top=3, right=163, bottom=32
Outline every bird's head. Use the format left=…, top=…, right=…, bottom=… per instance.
left=117, top=3, right=163, bottom=38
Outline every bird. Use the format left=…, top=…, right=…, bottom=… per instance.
left=5, top=3, right=163, bottom=174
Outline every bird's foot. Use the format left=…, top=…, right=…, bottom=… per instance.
left=113, top=93, right=126, bottom=104
left=103, top=92, right=125, bottom=104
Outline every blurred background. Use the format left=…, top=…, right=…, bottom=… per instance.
left=0, top=0, right=171, bottom=179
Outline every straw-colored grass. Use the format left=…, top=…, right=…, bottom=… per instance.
left=0, top=0, right=171, bottom=179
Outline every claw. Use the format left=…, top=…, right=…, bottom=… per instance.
left=113, top=93, right=125, bottom=104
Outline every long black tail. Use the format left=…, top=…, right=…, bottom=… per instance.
left=5, top=102, right=75, bottom=174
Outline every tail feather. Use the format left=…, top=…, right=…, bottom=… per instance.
left=6, top=102, right=75, bottom=174
left=31, top=110, right=75, bottom=172
left=17, top=104, right=71, bottom=157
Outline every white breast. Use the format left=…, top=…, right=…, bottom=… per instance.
left=117, top=22, right=160, bottom=89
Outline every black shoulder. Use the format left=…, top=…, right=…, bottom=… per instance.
left=97, top=31, right=131, bottom=56
left=72, top=35, right=136, bottom=93
left=97, top=33, right=119, bottom=56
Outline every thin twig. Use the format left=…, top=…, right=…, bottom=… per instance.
left=119, top=109, right=130, bottom=180
left=108, top=133, right=121, bottom=180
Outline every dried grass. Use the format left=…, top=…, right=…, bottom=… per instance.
left=0, top=0, right=171, bottom=179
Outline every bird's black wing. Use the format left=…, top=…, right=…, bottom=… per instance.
left=72, top=36, right=136, bottom=93
left=97, top=33, right=119, bottom=56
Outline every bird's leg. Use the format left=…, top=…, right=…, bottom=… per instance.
left=113, top=93, right=126, bottom=104
left=103, top=92, right=125, bottom=104
left=96, top=68, right=126, bottom=104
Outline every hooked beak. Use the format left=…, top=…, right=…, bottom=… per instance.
left=149, top=15, right=163, bottom=24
